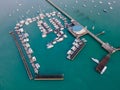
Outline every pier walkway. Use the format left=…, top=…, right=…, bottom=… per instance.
left=10, top=31, right=33, bottom=80
left=46, top=0, right=117, bottom=54
left=46, top=0, right=73, bottom=20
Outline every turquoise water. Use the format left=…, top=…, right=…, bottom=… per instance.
left=0, top=0, right=120, bottom=90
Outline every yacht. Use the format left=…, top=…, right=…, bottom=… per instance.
left=53, top=40, right=57, bottom=44
left=91, top=58, right=107, bottom=74
left=35, top=63, right=40, bottom=69
left=63, top=34, right=67, bottom=38
left=67, top=50, right=72, bottom=55
left=34, top=68, right=38, bottom=74
left=42, top=33, right=47, bottom=38
left=92, top=26, right=95, bottom=30
left=57, top=37, right=63, bottom=42
left=30, top=56, right=36, bottom=63
left=47, top=43, right=54, bottom=49
left=91, top=58, right=99, bottom=64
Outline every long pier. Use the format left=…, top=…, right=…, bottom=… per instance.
left=10, top=31, right=33, bottom=80
left=46, top=0, right=116, bottom=54
left=34, top=74, right=64, bottom=80
left=46, top=0, right=104, bottom=45
left=46, top=0, right=73, bottom=20
left=46, top=0, right=120, bottom=74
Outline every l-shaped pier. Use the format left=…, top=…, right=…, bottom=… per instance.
left=46, top=0, right=120, bottom=74
left=46, top=0, right=116, bottom=54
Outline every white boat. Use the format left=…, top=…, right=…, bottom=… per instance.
left=32, top=17, right=36, bottom=21
left=91, top=57, right=107, bottom=74
left=47, top=43, right=54, bottom=49
left=83, top=4, right=87, bottom=7
left=48, top=29, right=53, bottom=32
left=24, top=33, right=29, bottom=37
left=20, top=20, right=25, bottom=25
left=75, top=38, right=80, bottom=42
left=75, top=0, right=78, bottom=4
left=14, top=26, right=19, bottom=30
left=30, top=56, right=36, bottom=63
left=25, top=21, right=29, bottom=25
left=57, top=34, right=61, bottom=37
left=108, top=2, right=111, bottom=5
left=63, top=34, right=67, bottom=38
left=110, top=7, right=113, bottom=10
left=60, top=31, right=64, bottom=34
left=57, top=38, right=63, bottom=42
left=23, top=38, right=29, bottom=42
left=28, top=54, right=32, bottom=59
left=24, top=47, right=28, bottom=51
left=100, top=66, right=107, bottom=74
left=53, top=41, right=57, bottom=44
left=16, top=23, right=20, bottom=27
left=82, top=38, right=87, bottom=42
left=92, top=26, right=95, bottom=30
left=32, top=63, right=36, bottom=68
left=36, top=16, right=40, bottom=20
left=60, top=27, right=64, bottom=30
left=67, top=50, right=72, bottom=54
left=28, top=48, right=33, bottom=54
left=42, top=34, right=47, bottom=38
left=99, top=1, right=103, bottom=4
left=34, top=68, right=38, bottom=74
left=74, top=43, right=79, bottom=48
left=19, top=28, right=24, bottom=33
left=25, top=43, right=30, bottom=48
left=71, top=46, right=77, bottom=51
left=91, top=58, right=99, bottom=64
left=35, top=63, right=40, bottom=69
left=67, top=55, right=71, bottom=59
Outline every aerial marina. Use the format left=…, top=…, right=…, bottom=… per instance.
left=0, top=0, right=120, bottom=90
left=46, top=0, right=120, bottom=74
left=8, top=0, right=120, bottom=81
left=10, top=10, right=67, bottom=80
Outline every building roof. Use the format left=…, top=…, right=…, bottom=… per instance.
left=72, top=25, right=83, bottom=32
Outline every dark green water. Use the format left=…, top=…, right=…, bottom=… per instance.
left=0, top=0, right=120, bottom=90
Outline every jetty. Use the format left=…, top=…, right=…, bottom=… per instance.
left=34, top=74, right=64, bottom=80
left=96, top=54, right=111, bottom=74
left=46, top=0, right=73, bottom=20
left=46, top=0, right=120, bottom=74
left=46, top=0, right=116, bottom=54
left=10, top=31, right=33, bottom=80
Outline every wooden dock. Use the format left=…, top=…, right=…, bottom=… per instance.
left=10, top=31, right=33, bottom=80
left=34, top=74, right=64, bottom=80
left=96, top=54, right=111, bottom=73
